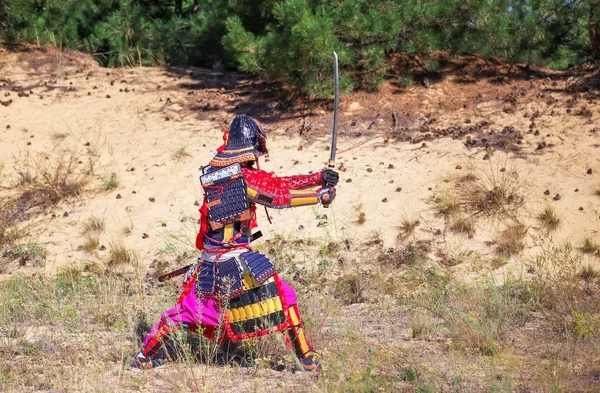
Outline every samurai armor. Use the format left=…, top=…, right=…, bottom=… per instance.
left=200, top=163, right=251, bottom=228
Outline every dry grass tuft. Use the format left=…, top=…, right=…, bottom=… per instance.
left=377, top=241, right=430, bottom=268
left=431, top=191, right=460, bottom=216
left=353, top=203, right=366, bottom=224
left=581, top=238, right=600, bottom=255
left=103, top=172, right=119, bottom=190
left=434, top=165, right=524, bottom=220
left=579, top=265, right=599, bottom=282
left=173, top=146, right=192, bottom=160
left=538, top=205, right=560, bottom=231
left=494, top=221, right=528, bottom=255
left=81, top=236, right=100, bottom=254
left=399, top=217, right=419, bottom=237
left=449, top=215, right=476, bottom=238
left=15, top=154, right=90, bottom=211
left=82, top=216, right=105, bottom=234
left=108, top=240, right=137, bottom=266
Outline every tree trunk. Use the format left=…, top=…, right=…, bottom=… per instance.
left=175, top=0, right=183, bottom=15
left=590, top=2, right=599, bottom=58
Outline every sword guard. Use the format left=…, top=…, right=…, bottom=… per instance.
left=328, top=159, right=336, bottom=169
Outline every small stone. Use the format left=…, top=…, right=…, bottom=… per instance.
left=586, top=168, right=593, bottom=175
left=396, top=187, right=402, bottom=192
left=455, top=165, right=462, bottom=170
left=63, top=212, right=69, bottom=217
left=388, top=180, right=394, bottom=184
left=421, top=142, right=427, bottom=148
left=553, top=193, right=561, bottom=201
left=132, top=191, right=137, bottom=194
left=99, top=245, right=106, bottom=251
left=575, top=188, right=579, bottom=192
left=579, top=207, right=584, bottom=211
left=161, top=223, right=167, bottom=227
left=346, top=179, right=352, bottom=183
left=87, top=92, right=91, bottom=96
left=116, top=194, right=122, bottom=199
left=194, top=200, right=200, bottom=206
left=544, top=190, right=550, bottom=195
left=180, top=217, right=188, bottom=223
left=483, top=154, right=489, bottom=160
left=106, top=94, right=111, bottom=99
left=149, top=197, right=156, bottom=202
left=298, top=225, right=305, bottom=230
left=142, top=233, right=149, bottom=239
left=366, top=168, right=373, bottom=173
left=499, top=167, right=506, bottom=172
left=382, top=198, right=388, bottom=203
left=428, top=187, right=432, bottom=191
left=388, top=164, right=395, bottom=169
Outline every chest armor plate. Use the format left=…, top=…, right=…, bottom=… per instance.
left=200, top=164, right=251, bottom=229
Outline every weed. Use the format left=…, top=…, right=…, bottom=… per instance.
left=494, top=222, right=527, bottom=255
left=538, top=205, right=560, bottom=231
left=449, top=215, right=476, bottom=238
left=15, top=153, right=90, bottom=210
left=579, top=265, right=599, bottom=282
left=82, top=216, right=105, bottom=234
left=334, top=273, right=366, bottom=305
left=399, top=217, right=419, bottom=237
left=108, top=240, right=137, bottom=266
left=13, top=241, right=47, bottom=266
left=432, top=191, right=460, bottom=216
left=81, top=236, right=99, bottom=254
left=51, top=132, right=68, bottom=141
left=354, top=203, right=366, bottom=224
left=103, top=172, right=119, bottom=190
left=173, top=146, right=192, bottom=160
left=581, top=238, right=600, bottom=255
left=377, top=241, right=430, bottom=268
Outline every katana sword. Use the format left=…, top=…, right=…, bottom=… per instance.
left=322, top=51, right=339, bottom=208
left=329, top=51, right=339, bottom=169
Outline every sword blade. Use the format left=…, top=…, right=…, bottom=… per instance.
left=328, top=51, right=339, bottom=168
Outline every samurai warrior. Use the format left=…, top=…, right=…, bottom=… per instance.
left=132, top=114, right=339, bottom=371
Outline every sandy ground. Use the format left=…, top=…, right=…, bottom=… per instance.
left=1, top=48, right=599, bottom=281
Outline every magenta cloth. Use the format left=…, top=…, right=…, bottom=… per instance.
left=143, top=278, right=297, bottom=346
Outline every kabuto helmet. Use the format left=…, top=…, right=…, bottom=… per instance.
left=209, top=114, right=268, bottom=167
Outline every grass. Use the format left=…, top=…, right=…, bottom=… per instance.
left=83, top=216, right=105, bottom=234
left=353, top=203, right=366, bottom=224
left=81, top=236, right=99, bottom=254
left=494, top=221, right=528, bottom=255
left=16, top=154, right=90, bottom=208
left=538, top=205, right=560, bottom=231
left=433, top=163, right=524, bottom=220
left=399, top=217, right=420, bottom=238
left=103, top=172, right=119, bottom=190
left=13, top=241, right=47, bottom=266
left=173, top=146, right=193, bottom=160
left=581, top=238, right=600, bottom=255
left=108, top=240, right=138, bottom=267
left=579, top=265, right=599, bottom=282
left=449, top=215, right=476, bottom=238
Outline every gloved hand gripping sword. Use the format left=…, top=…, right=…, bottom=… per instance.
left=321, top=51, right=339, bottom=208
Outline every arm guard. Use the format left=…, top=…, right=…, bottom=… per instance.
left=243, top=168, right=321, bottom=209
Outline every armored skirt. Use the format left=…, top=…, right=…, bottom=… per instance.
left=143, top=247, right=300, bottom=347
